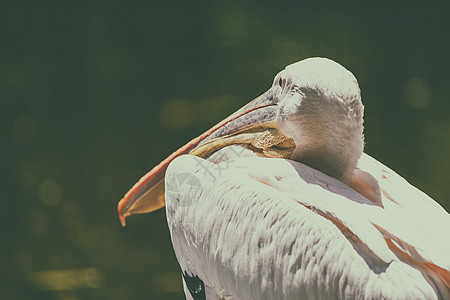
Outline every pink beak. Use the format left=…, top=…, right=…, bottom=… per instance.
left=118, top=88, right=281, bottom=226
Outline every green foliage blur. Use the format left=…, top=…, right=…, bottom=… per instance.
left=2, top=1, right=449, bottom=299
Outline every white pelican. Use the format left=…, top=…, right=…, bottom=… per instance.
left=118, top=58, right=450, bottom=299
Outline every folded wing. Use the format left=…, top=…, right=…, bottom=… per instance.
left=165, top=154, right=449, bottom=300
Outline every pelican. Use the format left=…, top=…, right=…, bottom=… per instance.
left=118, top=58, right=450, bottom=299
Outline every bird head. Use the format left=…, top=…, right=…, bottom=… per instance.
left=118, top=57, right=365, bottom=224
left=273, top=58, right=364, bottom=180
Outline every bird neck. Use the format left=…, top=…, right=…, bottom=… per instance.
left=291, top=121, right=364, bottom=181
left=294, top=145, right=359, bottom=181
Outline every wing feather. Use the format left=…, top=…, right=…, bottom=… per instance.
left=165, top=154, right=449, bottom=299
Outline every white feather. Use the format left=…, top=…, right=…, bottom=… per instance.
left=165, top=153, right=450, bottom=300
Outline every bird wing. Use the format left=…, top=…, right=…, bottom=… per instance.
left=165, top=154, right=450, bottom=300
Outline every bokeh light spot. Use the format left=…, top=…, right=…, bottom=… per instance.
left=404, top=78, right=431, bottom=109
left=160, top=98, right=193, bottom=128
left=29, top=268, right=103, bottom=291
left=155, top=272, right=183, bottom=293
left=39, top=179, right=62, bottom=207
left=83, top=268, right=104, bottom=288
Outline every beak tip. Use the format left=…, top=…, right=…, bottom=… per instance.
left=119, top=214, right=127, bottom=227
left=119, top=215, right=127, bottom=227
left=118, top=198, right=127, bottom=227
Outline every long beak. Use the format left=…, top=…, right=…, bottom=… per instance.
left=118, top=88, right=294, bottom=226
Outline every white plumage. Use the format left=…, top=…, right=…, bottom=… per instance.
left=119, top=58, right=450, bottom=299
left=166, top=153, right=449, bottom=299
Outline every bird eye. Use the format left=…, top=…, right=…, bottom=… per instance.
left=278, top=78, right=283, bottom=87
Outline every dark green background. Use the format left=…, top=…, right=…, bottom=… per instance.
left=2, top=1, right=449, bottom=299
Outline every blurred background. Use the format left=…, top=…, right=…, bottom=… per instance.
left=2, top=1, right=449, bottom=299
